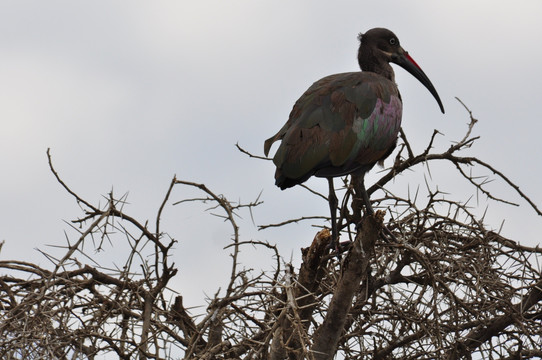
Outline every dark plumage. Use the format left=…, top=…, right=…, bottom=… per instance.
left=264, top=28, right=444, bottom=245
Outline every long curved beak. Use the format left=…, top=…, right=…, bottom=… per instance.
left=392, top=50, right=445, bottom=114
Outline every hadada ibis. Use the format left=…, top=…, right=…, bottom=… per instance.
left=264, top=28, right=444, bottom=246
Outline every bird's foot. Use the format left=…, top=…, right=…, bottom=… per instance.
left=326, top=232, right=341, bottom=259
left=356, top=210, right=400, bottom=243
left=326, top=237, right=351, bottom=259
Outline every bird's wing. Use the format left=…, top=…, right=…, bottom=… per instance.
left=267, top=72, right=402, bottom=184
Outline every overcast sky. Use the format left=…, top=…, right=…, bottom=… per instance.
left=1, top=1, right=541, bottom=309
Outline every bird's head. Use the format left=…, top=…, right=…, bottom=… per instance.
left=358, top=28, right=445, bottom=114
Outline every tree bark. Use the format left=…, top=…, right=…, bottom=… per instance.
left=311, top=213, right=383, bottom=359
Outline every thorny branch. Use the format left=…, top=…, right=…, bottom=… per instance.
left=1, top=100, right=541, bottom=359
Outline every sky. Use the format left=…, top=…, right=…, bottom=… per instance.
left=1, top=1, right=542, bottom=310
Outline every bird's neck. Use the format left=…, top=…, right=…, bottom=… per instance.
left=358, top=48, right=395, bottom=82
left=360, top=60, right=395, bottom=82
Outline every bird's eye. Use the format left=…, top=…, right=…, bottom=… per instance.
left=389, top=38, right=397, bottom=45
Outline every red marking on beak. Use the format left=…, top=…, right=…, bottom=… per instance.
left=405, top=53, right=421, bottom=70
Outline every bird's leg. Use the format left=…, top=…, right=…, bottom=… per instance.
left=360, top=182, right=375, bottom=216
left=353, top=174, right=399, bottom=243
left=327, top=177, right=339, bottom=252
left=353, top=174, right=374, bottom=216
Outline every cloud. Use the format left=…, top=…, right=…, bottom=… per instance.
left=0, top=1, right=541, bottom=309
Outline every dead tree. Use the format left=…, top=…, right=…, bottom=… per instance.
left=0, top=101, right=541, bottom=359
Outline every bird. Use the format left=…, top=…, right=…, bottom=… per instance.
left=264, top=28, right=444, bottom=248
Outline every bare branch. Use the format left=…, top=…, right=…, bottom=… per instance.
left=2, top=103, right=541, bottom=359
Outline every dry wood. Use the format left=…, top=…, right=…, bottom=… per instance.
left=1, top=101, right=541, bottom=359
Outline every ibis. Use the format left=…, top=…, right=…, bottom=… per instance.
left=264, top=28, right=444, bottom=246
